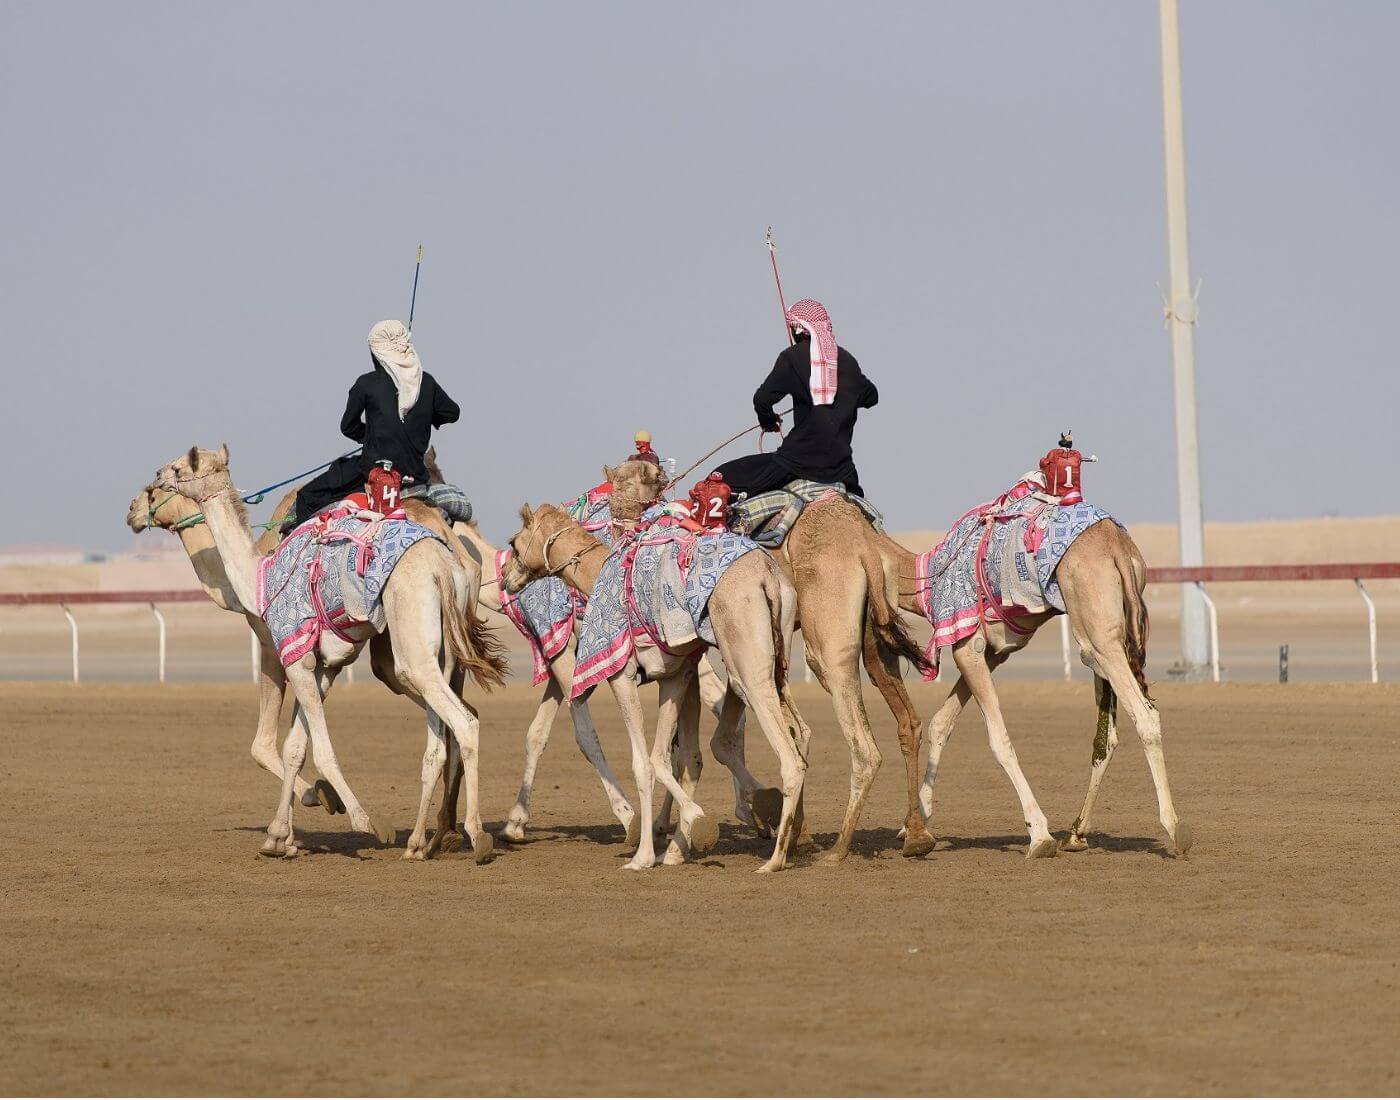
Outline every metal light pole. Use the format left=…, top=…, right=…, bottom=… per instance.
left=1158, top=0, right=1210, bottom=675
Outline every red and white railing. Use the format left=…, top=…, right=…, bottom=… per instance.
left=4, top=564, right=1397, bottom=683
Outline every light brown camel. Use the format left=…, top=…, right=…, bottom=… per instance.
left=503, top=503, right=811, bottom=872
left=155, top=445, right=506, bottom=862
left=127, top=479, right=489, bottom=852
left=450, top=518, right=777, bottom=844
left=875, top=520, right=1193, bottom=857
left=608, top=461, right=933, bottom=861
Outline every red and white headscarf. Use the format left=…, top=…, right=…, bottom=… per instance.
left=785, top=299, right=838, bottom=405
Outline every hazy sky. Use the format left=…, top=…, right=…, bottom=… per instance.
left=3, top=1, right=1396, bottom=552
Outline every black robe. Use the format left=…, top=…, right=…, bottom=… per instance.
left=713, top=339, right=877, bottom=497
left=292, top=360, right=460, bottom=525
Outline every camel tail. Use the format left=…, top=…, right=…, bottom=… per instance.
left=436, top=569, right=509, bottom=693
left=1114, top=536, right=1152, bottom=702
left=765, top=570, right=788, bottom=692
left=860, top=546, right=931, bottom=676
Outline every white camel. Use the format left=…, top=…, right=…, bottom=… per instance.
left=156, top=445, right=505, bottom=862
left=504, top=503, right=810, bottom=872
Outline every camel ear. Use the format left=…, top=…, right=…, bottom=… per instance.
left=518, top=503, right=533, bottom=528
left=603, top=464, right=617, bottom=483
left=187, top=445, right=200, bottom=472
left=217, top=443, right=229, bottom=466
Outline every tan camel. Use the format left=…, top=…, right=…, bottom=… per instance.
left=503, top=503, right=811, bottom=872
left=127, top=480, right=486, bottom=847
left=155, top=445, right=506, bottom=863
left=609, top=461, right=933, bottom=861
left=451, top=519, right=775, bottom=845
left=876, top=520, right=1193, bottom=857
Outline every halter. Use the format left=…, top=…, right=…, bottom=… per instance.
left=517, top=516, right=605, bottom=581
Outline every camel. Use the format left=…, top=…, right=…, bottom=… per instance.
left=608, top=461, right=934, bottom=862
left=127, top=478, right=490, bottom=850
left=503, top=503, right=811, bottom=872
left=874, top=518, right=1192, bottom=857
left=155, top=445, right=506, bottom=863
left=450, top=518, right=773, bottom=845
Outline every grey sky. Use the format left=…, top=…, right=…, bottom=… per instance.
left=3, top=1, right=1396, bottom=552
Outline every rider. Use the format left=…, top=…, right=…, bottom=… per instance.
left=710, top=298, right=878, bottom=498
left=290, top=320, right=471, bottom=528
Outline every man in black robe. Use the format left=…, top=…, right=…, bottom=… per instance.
left=290, top=320, right=467, bottom=527
left=712, top=298, right=878, bottom=497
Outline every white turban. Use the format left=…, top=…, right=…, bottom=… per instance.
left=367, top=319, right=422, bottom=420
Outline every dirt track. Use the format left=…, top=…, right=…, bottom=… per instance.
left=2, top=680, right=1397, bottom=1096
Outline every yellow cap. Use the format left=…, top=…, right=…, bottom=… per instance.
left=634, top=429, right=651, bottom=444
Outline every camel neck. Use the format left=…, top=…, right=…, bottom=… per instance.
left=172, top=521, right=242, bottom=613
left=194, top=489, right=261, bottom=615
left=456, top=524, right=502, bottom=613
left=543, top=521, right=605, bottom=597
left=883, top=533, right=923, bottom=616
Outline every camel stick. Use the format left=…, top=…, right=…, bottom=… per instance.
left=408, top=243, right=423, bottom=332
left=765, top=227, right=794, bottom=346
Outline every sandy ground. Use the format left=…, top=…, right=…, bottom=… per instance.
left=2, top=680, right=1397, bottom=1096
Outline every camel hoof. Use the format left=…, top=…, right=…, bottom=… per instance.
left=438, top=830, right=464, bottom=854
left=622, top=856, right=653, bottom=872
left=402, top=847, right=427, bottom=862
left=373, top=820, right=396, bottom=847
left=313, top=779, right=345, bottom=816
left=687, top=814, right=719, bottom=855
left=662, top=843, right=686, bottom=866
left=750, top=788, right=783, bottom=832
left=499, top=820, right=527, bottom=844
left=282, top=843, right=300, bottom=859
left=1027, top=836, right=1058, bottom=860
left=820, top=848, right=848, bottom=865
left=754, top=862, right=783, bottom=874
left=1174, top=820, right=1194, bottom=856
left=259, top=836, right=287, bottom=858
left=624, top=814, right=641, bottom=849
left=472, top=831, right=495, bottom=865
left=901, top=832, right=937, bottom=859
left=300, top=788, right=321, bottom=809
left=1060, top=834, right=1089, bottom=853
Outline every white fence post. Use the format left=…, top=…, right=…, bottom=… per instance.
left=62, top=605, right=79, bottom=683
left=150, top=603, right=167, bottom=684
left=1194, top=582, right=1219, bottom=683
left=1059, top=615, right=1072, bottom=682
left=1355, top=579, right=1378, bottom=684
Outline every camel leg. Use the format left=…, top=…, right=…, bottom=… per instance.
left=285, top=661, right=392, bottom=848
left=915, top=675, right=971, bottom=826
left=1097, top=650, right=1190, bottom=855
left=553, top=647, right=638, bottom=840
left=953, top=641, right=1056, bottom=858
left=260, top=694, right=310, bottom=858
left=608, top=667, right=659, bottom=871
left=862, top=622, right=933, bottom=857
left=807, top=631, right=881, bottom=863
left=405, top=711, right=450, bottom=860
left=501, top=677, right=567, bottom=843
left=709, top=685, right=772, bottom=834
left=699, top=655, right=758, bottom=827
left=649, top=668, right=718, bottom=864
left=244, top=635, right=317, bottom=806
left=721, top=642, right=807, bottom=875
left=1063, top=675, right=1119, bottom=852
left=661, top=672, right=715, bottom=865
left=425, top=730, right=464, bottom=858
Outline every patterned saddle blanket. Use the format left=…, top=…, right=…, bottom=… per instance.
left=256, top=504, right=442, bottom=668
left=572, top=505, right=761, bottom=699
left=494, top=494, right=616, bottom=686
left=914, top=481, right=1114, bottom=678
left=729, top=479, right=884, bottom=548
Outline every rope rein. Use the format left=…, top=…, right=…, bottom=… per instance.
left=666, top=406, right=793, bottom=491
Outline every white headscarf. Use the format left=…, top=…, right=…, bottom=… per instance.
left=367, top=319, right=422, bottom=420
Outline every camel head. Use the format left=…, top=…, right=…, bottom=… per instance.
left=605, top=459, right=667, bottom=526
left=502, top=502, right=575, bottom=594
left=155, top=443, right=233, bottom=504
left=126, top=479, right=204, bottom=533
